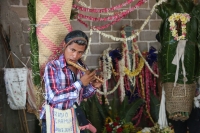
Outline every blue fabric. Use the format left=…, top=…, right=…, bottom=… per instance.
left=42, top=120, right=46, bottom=133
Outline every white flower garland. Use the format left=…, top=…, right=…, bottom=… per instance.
left=96, top=79, right=120, bottom=95
left=77, top=0, right=90, bottom=8
left=102, top=47, right=112, bottom=96
left=133, top=42, right=158, bottom=77
left=121, top=30, right=137, bottom=87
left=168, top=13, right=190, bottom=41
left=119, top=57, right=126, bottom=102
left=83, top=29, right=93, bottom=60
left=194, top=94, right=200, bottom=108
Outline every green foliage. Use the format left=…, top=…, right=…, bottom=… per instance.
left=80, top=96, right=105, bottom=133
left=27, top=0, right=41, bottom=86
left=156, top=0, right=200, bottom=84
left=150, top=92, right=160, bottom=122
left=119, top=97, right=144, bottom=123
left=81, top=96, right=144, bottom=133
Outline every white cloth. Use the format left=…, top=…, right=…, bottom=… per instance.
left=158, top=86, right=168, bottom=129
left=4, top=68, right=28, bottom=110
left=45, top=104, right=80, bottom=133
left=172, top=40, right=187, bottom=87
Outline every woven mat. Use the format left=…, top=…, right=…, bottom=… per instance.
left=36, top=0, right=72, bottom=76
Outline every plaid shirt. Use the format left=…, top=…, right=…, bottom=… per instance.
left=40, top=54, right=96, bottom=119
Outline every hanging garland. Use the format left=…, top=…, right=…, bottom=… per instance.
left=78, top=15, right=124, bottom=30
left=73, top=0, right=137, bottom=13
left=76, top=0, right=126, bottom=16
left=168, top=13, right=190, bottom=41
left=92, top=0, right=166, bottom=41
left=76, top=0, right=166, bottom=80
left=124, top=57, right=144, bottom=77
left=77, top=0, right=146, bottom=22
left=83, top=29, right=93, bottom=60
left=77, top=0, right=146, bottom=30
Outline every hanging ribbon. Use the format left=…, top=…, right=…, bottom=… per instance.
left=172, top=40, right=187, bottom=87
left=158, top=86, right=168, bottom=129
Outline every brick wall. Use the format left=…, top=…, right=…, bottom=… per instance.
left=0, top=0, right=162, bottom=132
left=71, top=0, right=162, bottom=68
left=0, top=0, right=161, bottom=68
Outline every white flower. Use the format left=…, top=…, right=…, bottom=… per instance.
left=141, top=127, right=151, bottom=133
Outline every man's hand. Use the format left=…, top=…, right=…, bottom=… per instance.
left=80, top=70, right=96, bottom=86
left=91, top=75, right=103, bottom=89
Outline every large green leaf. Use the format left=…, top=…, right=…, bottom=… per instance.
left=27, top=0, right=41, bottom=86
left=150, top=92, right=160, bottom=122
left=156, top=0, right=200, bottom=84
left=122, top=98, right=144, bottom=123
left=80, top=96, right=105, bottom=133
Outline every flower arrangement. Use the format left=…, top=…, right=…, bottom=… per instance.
left=103, top=117, right=139, bottom=133
left=168, top=13, right=190, bottom=41
left=136, top=124, right=174, bottom=133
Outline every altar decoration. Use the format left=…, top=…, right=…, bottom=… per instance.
left=156, top=0, right=200, bottom=122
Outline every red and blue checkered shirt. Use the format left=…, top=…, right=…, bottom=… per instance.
left=40, top=54, right=96, bottom=119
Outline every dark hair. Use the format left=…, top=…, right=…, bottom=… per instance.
left=64, top=30, right=88, bottom=50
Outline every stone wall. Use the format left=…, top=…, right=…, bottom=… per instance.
left=0, top=0, right=162, bottom=132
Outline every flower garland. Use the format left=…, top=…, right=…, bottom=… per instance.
left=136, top=124, right=174, bottom=133
left=133, top=42, right=158, bottom=77
left=124, top=57, right=144, bottom=77
left=92, top=0, right=166, bottom=41
left=102, top=47, right=112, bottom=94
left=139, top=73, right=155, bottom=125
left=168, top=13, right=190, bottom=41
left=118, top=57, right=126, bottom=102
left=77, top=0, right=146, bottom=30
left=96, top=79, right=121, bottom=95
left=76, top=0, right=89, bottom=8
left=76, top=0, right=126, bottom=16
left=121, top=29, right=135, bottom=92
left=103, top=117, right=136, bottom=133
left=96, top=48, right=121, bottom=100
left=73, top=0, right=136, bottom=13
left=83, top=28, right=93, bottom=60
left=78, top=15, right=124, bottom=30
left=194, top=94, right=200, bottom=108
left=77, top=0, right=146, bottom=22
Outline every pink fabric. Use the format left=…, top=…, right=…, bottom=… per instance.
left=36, top=0, right=72, bottom=76
left=79, top=123, right=97, bottom=133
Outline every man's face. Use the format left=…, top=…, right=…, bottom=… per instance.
left=64, top=42, right=86, bottom=63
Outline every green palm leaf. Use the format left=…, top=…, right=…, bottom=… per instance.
left=157, top=0, right=200, bottom=84
left=150, top=92, right=160, bottom=122
left=121, top=98, right=144, bottom=122
left=27, top=0, right=41, bottom=86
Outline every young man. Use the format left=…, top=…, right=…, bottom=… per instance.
left=40, top=30, right=102, bottom=133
